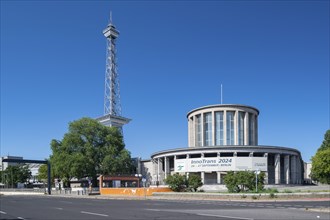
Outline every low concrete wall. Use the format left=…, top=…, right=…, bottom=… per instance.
left=0, top=191, right=44, bottom=195
left=100, top=187, right=172, bottom=196
left=152, top=192, right=330, bottom=200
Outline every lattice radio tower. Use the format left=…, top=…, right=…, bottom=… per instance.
left=96, top=13, right=130, bottom=133
left=104, top=13, right=120, bottom=116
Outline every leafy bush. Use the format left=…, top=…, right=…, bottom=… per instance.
left=187, top=174, right=203, bottom=192
left=164, top=173, right=204, bottom=192
left=251, top=195, right=258, bottom=200
left=223, top=171, right=265, bottom=193
left=164, top=173, right=187, bottom=192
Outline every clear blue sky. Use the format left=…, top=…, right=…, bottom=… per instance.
left=1, top=1, right=329, bottom=162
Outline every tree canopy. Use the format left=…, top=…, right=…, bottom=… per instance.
left=37, top=164, right=48, bottom=181
left=317, top=129, right=330, bottom=152
left=0, top=165, right=31, bottom=188
left=50, top=117, right=134, bottom=186
left=311, top=129, right=330, bottom=184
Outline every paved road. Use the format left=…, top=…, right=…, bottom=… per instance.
left=0, top=195, right=329, bottom=220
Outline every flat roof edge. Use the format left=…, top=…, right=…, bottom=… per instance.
left=150, top=145, right=301, bottom=158
left=187, top=104, right=260, bottom=118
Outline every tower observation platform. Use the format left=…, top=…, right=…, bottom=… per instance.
left=96, top=14, right=130, bottom=133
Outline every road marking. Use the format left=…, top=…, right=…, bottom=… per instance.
left=196, top=213, right=254, bottom=220
left=54, top=207, right=63, bottom=210
left=17, top=217, right=26, bottom=220
left=59, top=201, right=73, bottom=204
left=0, top=211, right=7, bottom=214
left=145, top=209, right=161, bottom=212
left=146, top=208, right=254, bottom=220
left=81, top=211, right=108, bottom=217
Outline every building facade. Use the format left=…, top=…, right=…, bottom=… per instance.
left=141, top=104, right=304, bottom=185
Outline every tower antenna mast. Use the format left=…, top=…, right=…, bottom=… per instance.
left=103, top=12, right=121, bottom=116
left=109, top=11, right=112, bottom=24
left=221, top=84, right=223, bottom=104
left=96, top=13, right=130, bottom=134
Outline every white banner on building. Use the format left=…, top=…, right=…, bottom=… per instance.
left=174, top=157, right=267, bottom=172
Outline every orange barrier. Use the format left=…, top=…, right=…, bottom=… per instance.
left=100, top=187, right=172, bottom=196
left=99, top=175, right=172, bottom=196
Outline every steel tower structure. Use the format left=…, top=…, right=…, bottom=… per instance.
left=103, top=17, right=121, bottom=116
left=96, top=14, right=130, bottom=133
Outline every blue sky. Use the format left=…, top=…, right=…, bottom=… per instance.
left=1, top=1, right=329, bottom=162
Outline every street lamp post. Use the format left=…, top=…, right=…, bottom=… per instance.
left=255, top=169, right=260, bottom=193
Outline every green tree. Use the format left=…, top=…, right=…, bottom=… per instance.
left=0, top=165, right=31, bottom=188
left=187, top=174, right=203, bottom=192
left=37, top=164, right=49, bottom=182
left=317, top=130, right=330, bottom=152
left=50, top=117, right=134, bottom=186
left=311, top=130, right=330, bottom=184
left=164, top=173, right=187, bottom=192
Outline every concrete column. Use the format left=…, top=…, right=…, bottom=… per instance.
left=201, top=153, right=205, bottom=183
left=201, top=113, right=204, bottom=147
left=255, top=114, right=258, bottom=145
left=296, top=157, right=302, bottom=184
left=290, top=155, right=297, bottom=184
left=201, top=172, right=205, bottom=184
left=217, top=172, right=221, bottom=184
left=275, top=154, right=281, bottom=184
left=186, top=154, right=190, bottom=179
left=264, top=153, right=268, bottom=184
left=251, top=114, right=254, bottom=145
left=234, top=110, right=238, bottom=145
left=164, top=156, right=168, bottom=180
left=188, top=117, right=191, bottom=147
left=223, top=110, right=227, bottom=145
left=244, top=112, right=249, bottom=145
left=157, top=158, right=160, bottom=184
left=193, top=115, right=196, bottom=147
left=284, top=155, right=290, bottom=184
left=212, top=111, right=215, bottom=146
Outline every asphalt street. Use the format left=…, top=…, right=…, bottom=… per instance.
left=0, top=195, right=329, bottom=220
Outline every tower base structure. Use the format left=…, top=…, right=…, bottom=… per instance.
left=96, top=114, right=131, bottom=132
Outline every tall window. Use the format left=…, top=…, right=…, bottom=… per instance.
left=204, top=112, right=212, bottom=146
left=249, top=113, right=255, bottom=145
left=195, top=115, right=202, bottom=146
left=238, top=112, right=245, bottom=145
left=215, top=111, right=224, bottom=145
left=226, top=111, right=235, bottom=145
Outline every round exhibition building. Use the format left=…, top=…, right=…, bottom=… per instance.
left=140, top=104, right=304, bottom=186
